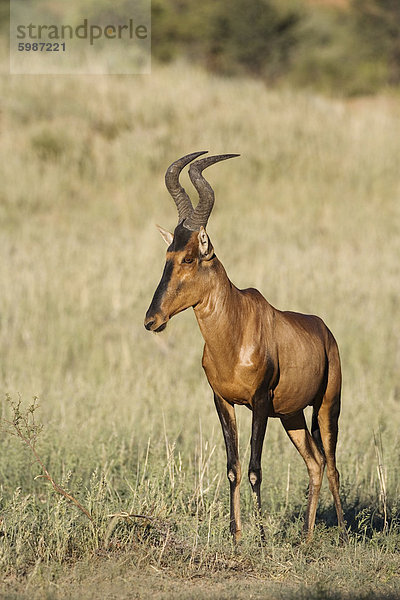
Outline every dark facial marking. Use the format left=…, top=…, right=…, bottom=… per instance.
left=147, top=259, right=173, bottom=316
left=170, top=222, right=194, bottom=252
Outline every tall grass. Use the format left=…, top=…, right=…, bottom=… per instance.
left=0, top=59, right=400, bottom=597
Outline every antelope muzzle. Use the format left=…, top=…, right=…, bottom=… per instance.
left=144, top=259, right=173, bottom=332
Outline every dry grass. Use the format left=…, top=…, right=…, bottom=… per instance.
left=0, top=53, right=400, bottom=598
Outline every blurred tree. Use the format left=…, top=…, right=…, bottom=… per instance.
left=352, top=0, right=400, bottom=85
left=288, top=5, right=389, bottom=96
left=205, top=0, right=300, bottom=78
left=0, top=0, right=9, bottom=31
left=152, top=0, right=301, bottom=81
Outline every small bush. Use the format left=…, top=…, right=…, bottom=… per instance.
left=31, top=130, right=67, bottom=161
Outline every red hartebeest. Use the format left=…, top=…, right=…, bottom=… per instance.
left=144, top=151, right=346, bottom=542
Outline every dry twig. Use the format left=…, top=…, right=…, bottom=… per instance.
left=1, top=395, right=93, bottom=522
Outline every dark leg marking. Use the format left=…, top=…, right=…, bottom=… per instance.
left=214, top=393, right=242, bottom=542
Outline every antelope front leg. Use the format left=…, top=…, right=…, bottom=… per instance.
left=213, top=393, right=242, bottom=542
left=248, top=397, right=269, bottom=538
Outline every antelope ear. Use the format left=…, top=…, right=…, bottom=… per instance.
left=198, top=226, right=213, bottom=259
left=156, top=224, right=174, bottom=246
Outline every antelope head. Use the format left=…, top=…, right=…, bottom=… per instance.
left=144, top=151, right=239, bottom=332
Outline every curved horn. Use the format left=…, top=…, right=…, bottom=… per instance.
left=183, top=154, right=240, bottom=231
left=165, top=151, right=208, bottom=224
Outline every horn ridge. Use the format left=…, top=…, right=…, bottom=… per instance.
left=184, top=154, right=240, bottom=231
left=165, top=151, right=208, bottom=223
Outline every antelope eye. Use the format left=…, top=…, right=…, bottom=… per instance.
left=182, top=257, right=194, bottom=264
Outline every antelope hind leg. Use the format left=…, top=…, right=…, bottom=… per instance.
left=281, top=411, right=325, bottom=541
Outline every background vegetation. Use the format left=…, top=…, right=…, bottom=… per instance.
left=151, top=0, right=400, bottom=96
left=3, top=0, right=400, bottom=94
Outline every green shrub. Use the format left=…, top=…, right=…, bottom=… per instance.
left=152, top=0, right=301, bottom=80
left=352, top=0, right=400, bottom=85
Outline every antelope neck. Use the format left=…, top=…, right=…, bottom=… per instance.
left=193, top=259, right=243, bottom=348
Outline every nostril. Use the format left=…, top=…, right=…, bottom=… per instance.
left=145, top=319, right=155, bottom=331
